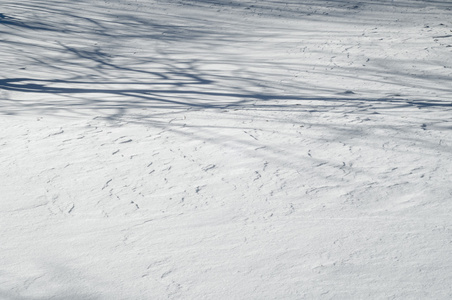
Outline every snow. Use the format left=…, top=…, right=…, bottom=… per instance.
left=1, top=0, right=452, bottom=298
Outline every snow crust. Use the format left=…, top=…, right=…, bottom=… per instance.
left=1, top=0, right=452, bottom=298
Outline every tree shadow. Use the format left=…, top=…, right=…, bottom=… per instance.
left=0, top=0, right=451, bottom=119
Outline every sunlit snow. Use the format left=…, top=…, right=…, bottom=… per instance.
left=1, top=0, right=452, bottom=298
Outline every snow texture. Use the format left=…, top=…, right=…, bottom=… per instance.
left=1, top=0, right=452, bottom=299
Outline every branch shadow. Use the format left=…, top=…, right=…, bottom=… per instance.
left=0, top=0, right=451, bottom=119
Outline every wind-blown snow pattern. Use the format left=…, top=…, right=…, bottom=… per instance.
left=1, top=0, right=452, bottom=298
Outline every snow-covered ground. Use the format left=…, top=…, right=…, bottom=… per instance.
left=1, top=0, right=452, bottom=298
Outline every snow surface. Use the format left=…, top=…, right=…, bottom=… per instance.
left=1, top=0, right=452, bottom=298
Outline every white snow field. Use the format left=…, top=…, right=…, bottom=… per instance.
left=1, top=0, right=452, bottom=298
